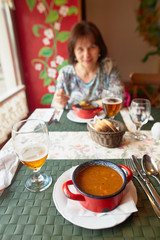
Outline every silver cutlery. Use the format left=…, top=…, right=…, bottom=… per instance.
left=142, top=154, right=160, bottom=185
left=125, top=158, right=160, bottom=219
left=48, top=111, right=56, bottom=125
left=54, top=109, right=63, bottom=122
left=132, top=155, right=160, bottom=209
left=48, top=109, right=62, bottom=125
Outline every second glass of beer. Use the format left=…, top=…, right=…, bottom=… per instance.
left=12, top=119, right=52, bottom=192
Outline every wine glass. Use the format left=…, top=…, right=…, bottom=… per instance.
left=12, top=119, right=52, bottom=192
left=102, top=89, right=123, bottom=119
left=129, top=98, right=151, bottom=140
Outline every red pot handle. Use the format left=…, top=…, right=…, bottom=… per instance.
left=118, top=165, right=133, bottom=183
left=62, top=180, right=85, bottom=201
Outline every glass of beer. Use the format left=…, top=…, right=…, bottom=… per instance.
left=12, top=119, right=52, bottom=192
left=102, top=96, right=123, bottom=119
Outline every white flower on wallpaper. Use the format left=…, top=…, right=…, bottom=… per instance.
left=42, top=37, right=50, bottom=45
left=35, top=63, right=42, bottom=71
left=54, top=22, right=61, bottom=31
left=48, top=68, right=57, bottom=78
left=44, top=29, right=54, bottom=39
left=56, top=56, right=64, bottom=65
left=48, top=85, right=56, bottom=93
left=37, top=3, right=46, bottom=13
left=50, top=61, right=56, bottom=68
left=59, top=6, right=69, bottom=16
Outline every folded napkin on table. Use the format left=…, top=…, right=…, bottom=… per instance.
left=0, top=148, right=19, bottom=191
left=63, top=181, right=138, bottom=218
left=29, top=108, right=63, bottom=122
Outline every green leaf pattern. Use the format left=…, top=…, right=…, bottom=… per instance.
left=55, top=0, right=67, bottom=6
left=39, top=70, right=48, bottom=79
left=25, top=0, right=78, bottom=105
left=41, top=94, right=54, bottom=105
left=45, top=10, right=59, bottom=23
left=32, top=25, right=41, bottom=37
left=44, top=77, right=52, bottom=86
left=39, top=47, right=53, bottom=57
left=57, top=31, right=70, bottom=42
left=68, top=6, right=78, bottom=16
left=26, top=0, right=37, bottom=11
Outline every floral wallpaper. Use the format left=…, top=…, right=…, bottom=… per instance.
left=14, top=0, right=80, bottom=112
left=136, top=0, right=160, bottom=62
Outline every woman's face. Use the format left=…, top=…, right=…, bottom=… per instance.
left=74, top=35, right=100, bottom=70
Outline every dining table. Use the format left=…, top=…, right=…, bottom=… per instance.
left=0, top=107, right=160, bottom=240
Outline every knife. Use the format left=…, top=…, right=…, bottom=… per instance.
left=48, top=109, right=63, bottom=124
left=129, top=163, right=160, bottom=218
left=48, top=110, right=56, bottom=125
left=132, top=155, right=160, bottom=209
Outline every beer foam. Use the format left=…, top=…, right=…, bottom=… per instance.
left=20, top=144, right=47, bottom=162
left=102, top=97, right=122, bottom=104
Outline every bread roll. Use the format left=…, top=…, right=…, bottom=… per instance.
left=93, top=119, right=118, bottom=132
left=102, top=119, right=118, bottom=132
left=93, top=119, right=110, bottom=132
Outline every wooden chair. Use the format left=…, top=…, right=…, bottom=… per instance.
left=130, top=73, right=160, bottom=106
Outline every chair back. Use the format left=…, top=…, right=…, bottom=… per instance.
left=130, top=73, right=160, bottom=106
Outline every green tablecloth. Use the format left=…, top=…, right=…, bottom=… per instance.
left=0, top=159, right=160, bottom=240
left=47, top=107, right=159, bottom=132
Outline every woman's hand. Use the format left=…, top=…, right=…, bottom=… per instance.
left=53, top=89, right=69, bottom=109
left=92, top=99, right=103, bottom=108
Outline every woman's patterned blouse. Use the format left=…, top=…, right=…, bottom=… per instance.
left=52, top=58, right=124, bottom=109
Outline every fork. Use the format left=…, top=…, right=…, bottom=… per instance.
left=125, top=159, right=160, bottom=219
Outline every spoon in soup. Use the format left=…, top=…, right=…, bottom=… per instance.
left=142, top=154, right=160, bottom=185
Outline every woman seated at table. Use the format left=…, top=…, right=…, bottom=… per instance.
left=51, top=21, right=125, bottom=110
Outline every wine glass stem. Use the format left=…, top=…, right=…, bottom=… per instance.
left=32, top=169, right=43, bottom=182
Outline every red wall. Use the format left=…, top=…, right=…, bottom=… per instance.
left=14, top=0, right=81, bottom=112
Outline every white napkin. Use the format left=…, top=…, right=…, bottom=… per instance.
left=29, top=108, right=63, bottom=122
left=0, top=149, right=19, bottom=191
left=151, top=122, right=160, bottom=140
left=62, top=181, right=138, bottom=218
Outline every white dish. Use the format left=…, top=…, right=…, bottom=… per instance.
left=67, top=110, right=105, bottom=123
left=53, top=166, right=137, bottom=229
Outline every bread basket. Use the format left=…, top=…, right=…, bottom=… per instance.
left=87, top=120, right=126, bottom=148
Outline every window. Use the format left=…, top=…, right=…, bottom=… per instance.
left=0, top=1, right=22, bottom=100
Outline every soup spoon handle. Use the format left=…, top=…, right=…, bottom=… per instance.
left=132, top=155, right=160, bottom=209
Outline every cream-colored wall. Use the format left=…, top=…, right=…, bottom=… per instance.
left=85, top=0, right=160, bottom=82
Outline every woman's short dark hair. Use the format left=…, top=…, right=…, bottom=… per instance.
left=68, top=21, right=107, bottom=64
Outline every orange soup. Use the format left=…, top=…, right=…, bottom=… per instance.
left=75, top=165, right=123, bottom=196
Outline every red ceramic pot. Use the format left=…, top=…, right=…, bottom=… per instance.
left=71, top=103, right=102, bottom=119
left=63, top=160, right=133, bottom=213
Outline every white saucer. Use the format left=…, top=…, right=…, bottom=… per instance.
left=67, top=110, right=105, bottom=123
left=53, top=166, right=138, bottom=229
